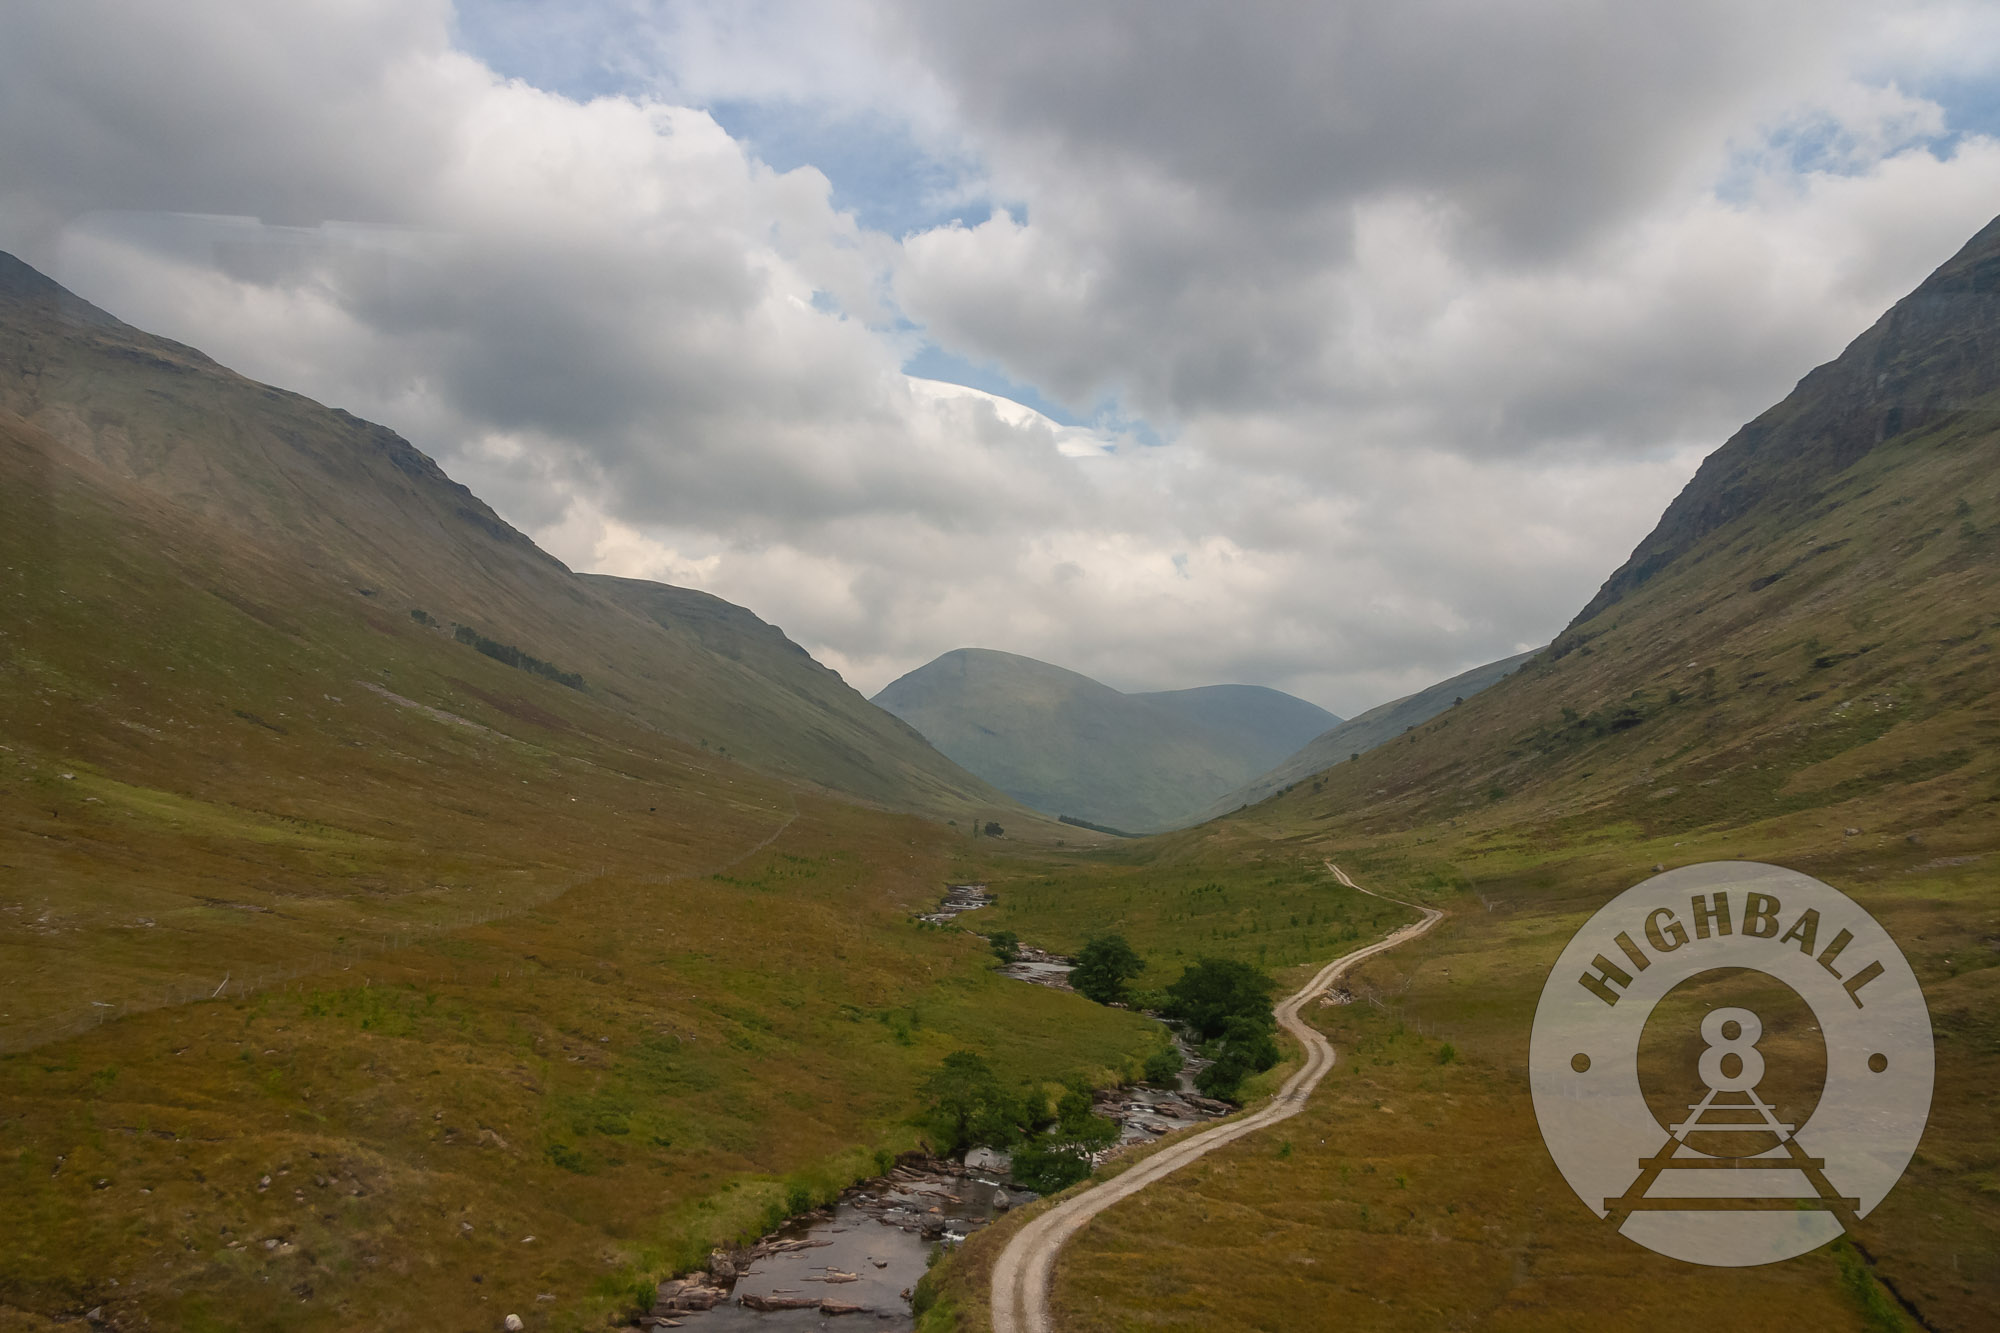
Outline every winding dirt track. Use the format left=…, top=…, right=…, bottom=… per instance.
left=988, top=861, right=1445, bottom=1333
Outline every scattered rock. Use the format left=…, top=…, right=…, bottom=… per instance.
left=504, top=1316, right=524, bottom=1332
left=1845, top=827, right=1861, bottom=837
left=1650, top=863, right=1665, bottom=873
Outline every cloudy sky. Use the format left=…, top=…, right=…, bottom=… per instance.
left=5, top=1, right=2000, bottom=715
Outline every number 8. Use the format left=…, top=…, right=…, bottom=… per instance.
left=1698, top=1006, right=1765, bottom=1092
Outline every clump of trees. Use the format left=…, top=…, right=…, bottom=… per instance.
left=1070, top=934, right=1143, bottom=1005
left=451, top=624, right=585, bottom=690
left=1164, top=957, right=1281, bottom=1102
left=1010, top=1082, right=1120, bottom=1193
left=987, top=930, right=1021, bottom=964
left=914, top=1053, right=1120, bottom=1194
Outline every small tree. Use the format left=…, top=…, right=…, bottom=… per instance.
left=1070, top=934, right=1144, bottom=1006
left=983, top=821, right=1005, bottom=838
left=1163, top=957, right=1277, bottom=1040
left=988, top=930, right=1021, bottom=964
left=917, top=1051, right=1021, bottom=1156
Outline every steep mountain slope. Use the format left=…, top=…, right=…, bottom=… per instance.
left=1127, top=683, right=1340, bottom=768
left=1196, top=649, right=1536, bottom=820
left=1576, top=212, right=2000, bottom=625
left=0, top=250, right=1011, bottom=820
left=872, top=648, right=1334, bottom=832
left=1242, top=213, right=2000, bottom=843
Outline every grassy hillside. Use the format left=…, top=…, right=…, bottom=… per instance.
left=1196, top=648, right=1537, bottom=822
left=0, top=250, right=1014, bottom=824
left=873, top=649, right=1336, bottom=832
left=0, top=271, right=1157, bottom=1329
left=915, top=217, right=2000, bottom=1331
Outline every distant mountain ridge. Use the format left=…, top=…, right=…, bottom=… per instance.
left=1195, top=649, right=1538, bottom=821
left=872, top=649, right=1340, bottom=832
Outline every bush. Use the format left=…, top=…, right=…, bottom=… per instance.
left=1195, top=1050, right=1253, bottom=1101
left=1071, top=934, right=1144, bottom=1006
left=988, top=930, right=1020, bottom=964
left=1143, top=1045, right=1184, bottom=1086
left=1010, top=1140, right=1094, bottom=1194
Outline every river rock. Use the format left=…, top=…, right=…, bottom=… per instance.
left=739, top=1294, right=821, bottom=1312
left=707, top=1248, right=737, bottom=1281
left=964, top=1146, right=1012, bottom=1173
left=654, top=1276, right=726, bottom=1313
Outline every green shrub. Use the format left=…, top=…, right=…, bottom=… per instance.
left=1011, top=1141, right=1093, bottom=1194
left=1143, top=1045, right=1184, bottom=1086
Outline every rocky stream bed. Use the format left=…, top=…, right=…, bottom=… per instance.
left=634, top=886, right=1229, bottom=1331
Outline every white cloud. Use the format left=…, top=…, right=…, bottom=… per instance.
left=4, top=1, right=1999, bottom=718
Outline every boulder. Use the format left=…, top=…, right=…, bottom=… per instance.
left=964, top=1146, right=1012, bottom=1173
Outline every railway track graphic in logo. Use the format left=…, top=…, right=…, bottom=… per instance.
left=1529, top=862, right=1933, bottom=1266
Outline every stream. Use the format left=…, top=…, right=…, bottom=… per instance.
left=639, top=886, right=1227, bottom=1331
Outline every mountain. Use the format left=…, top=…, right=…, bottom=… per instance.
left=1196, top=648, right=1537, bottom=820
left=1575, top=213, right=2000, bottom=627
left=1242, top=213, right=2000, bottom=845
left=872, top=648, right=1340, bottom=832
left=1128, top=684, right=1341, bottom=765
left=0, top=249, right=1012, bottom=822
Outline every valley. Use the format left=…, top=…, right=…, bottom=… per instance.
left=4, top=204, right=2000, bottom=1333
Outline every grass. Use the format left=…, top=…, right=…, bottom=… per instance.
left=0, top=796, right=1162, bottom=1331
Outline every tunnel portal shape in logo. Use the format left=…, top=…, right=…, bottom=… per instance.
left=1529, top=862, right=1933, bottom=1267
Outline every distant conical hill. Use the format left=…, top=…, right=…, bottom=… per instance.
left=872, top=648, right=1339, bottom=832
